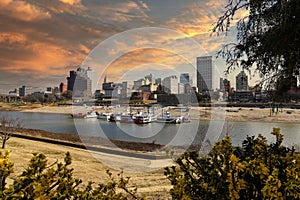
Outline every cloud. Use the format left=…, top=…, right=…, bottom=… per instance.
left=83, top=0, right=152, bottom=24
left=0, top=32, right=27, bottom=45
left=0, top=0, right=241, bottom=92
left=99, top=48, right=196, bottom=83
left=60, top=0, right=81, bottom=5
left=0, top=0, right=51, bottom=21
left=163, top=0, right=226, bottom=37
left=0, top=31, right=85, bottom=78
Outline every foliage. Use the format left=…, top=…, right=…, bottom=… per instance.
left=213, top=0, right=300, bottom=86
left=22, top=94, right=38, bottom=103
left=0, top=116, right=22, bottom=149
left=0, top=152, right=144, bottom=199
left=62, top=90, right=73, bottom=100
left=164, top=128, right=300, bottom=199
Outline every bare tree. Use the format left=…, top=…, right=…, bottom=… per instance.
left=0, top=115, right=22, bottom=149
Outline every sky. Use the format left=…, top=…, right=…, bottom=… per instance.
left=0, top=0, right=257, bottom=93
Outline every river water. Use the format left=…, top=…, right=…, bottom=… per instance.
left=1, top=111, right=300, bottom=150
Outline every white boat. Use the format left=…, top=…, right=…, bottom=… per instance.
left=84, top=111, right=98, bottom=118
left=97, top=113, right=111, bottom=120
left=156, top=116, right=183, bottom=124
left=134, top=116, right=151, bottom=124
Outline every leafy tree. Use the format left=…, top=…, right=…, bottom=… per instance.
left=62, top=90, right=73, bottom=100
left=0, top=152, right=144, bottom=199
left=0, top=116, right=22, bottom=149
left=164, top=128, right=300, bottom=199
left=23, top=94, right=38, bottom=103
left=44, top=93, right=57, bottom=104
left=213, top=0, right=300, bottom=86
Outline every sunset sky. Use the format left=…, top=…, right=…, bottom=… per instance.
left=0, top=0, right=255, bottom=93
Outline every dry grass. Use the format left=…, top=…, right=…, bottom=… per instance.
left=5, top=136, right=172, bottom=199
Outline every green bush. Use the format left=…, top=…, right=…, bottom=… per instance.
left=164, top=128, right=300, bottom=199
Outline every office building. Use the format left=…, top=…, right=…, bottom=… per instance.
left=197, top=56, right=213, bottom=92
left=162, top=75, right=178, bottom=94
left=155, top=78, right=161, bottom=85
left=180, top=73, right=191, bottom=84
left=86, top=67, right=97, bottom=94
left=59, top=83, right=66, bottom=93
left=67, top=67, right=92, bottom=97
left=180, top=73, right=193, bottom=93
left=19, top=86, right=42, bottom=97
left=236, top=71, right=248, bottom=91
left=178, top=83, right=185, bottom=94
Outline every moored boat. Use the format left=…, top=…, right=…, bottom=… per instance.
left=84, top=111, right=98, bottom=118
left=119, top=115, right=135, bottom=123
left=97, top=113, right=111, bottom=121
left=108, top=114, right=116, bottom=122
left=71, top=111, right=98, bottom=119
left=134, top=116, right=151, bottom=124
left=156, top=116, right=183, bottom=124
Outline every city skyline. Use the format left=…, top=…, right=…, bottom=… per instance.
left=0, top=0, right=257, bottom=93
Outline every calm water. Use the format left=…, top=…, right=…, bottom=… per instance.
left=1, top=111, right=300, bottom=149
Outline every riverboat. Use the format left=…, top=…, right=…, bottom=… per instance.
left=97, top=113, right=111, bottom=120
left=71, top=111, right=98, bottom=119
left=156, top=116, right=183, bottom=124
left=119, top=114, right=135, bottom=123
left=84, top=111, right=98, bottom=118
left=134, top=116, right=151, bottom=124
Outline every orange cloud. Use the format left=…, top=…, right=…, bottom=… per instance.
left=0, top=32, right=86, bottom=78
left=100, top=48, right=192, bottom=82
left=0, top=0, right=51, bottom=21
left=0, top=32, right=27, bottom=45
left=60, top=0, right=81, bottom=5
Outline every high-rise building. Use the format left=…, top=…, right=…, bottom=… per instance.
left=67, top=67, right=92, bottom=97
left=180, top=73, right=191, bottom=84
left=162, top=75, right=178, bottom=94
left=180, top=73, right=193, bottom=93
left=59, top=82, right=66, bottom=93
left=19, top=86, right=42, bottom=97
left=197, top=56, right=213, bottom=92
left=236, top=71, right=248, bottom=91
left=86, top=67, right=97, bottom=94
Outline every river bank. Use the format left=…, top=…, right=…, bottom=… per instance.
left=1, top=102, right=300, bottom=123
left=22, top=105, right=300, bottom=123
left=6, top=134, right=171, bottom=199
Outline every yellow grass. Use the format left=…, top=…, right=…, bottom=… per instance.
left=5, top=137, right=172, bottom=199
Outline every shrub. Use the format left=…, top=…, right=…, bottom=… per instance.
left=164, top=128, right=300, bottom=199
left=0, top=151, right=144, bottom=199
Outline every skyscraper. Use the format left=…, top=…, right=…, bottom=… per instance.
left=197, top=56, right=213, bottom=92
left=236, top=71, right=248, bottom=91
left=67, top=67, right=92, bottom=97
left=59, top=82, right=66, bottom=93
left=86, top=67, right=97, bottom=95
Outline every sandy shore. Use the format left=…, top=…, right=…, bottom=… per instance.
left=19, top=104, right=300, bottom=123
